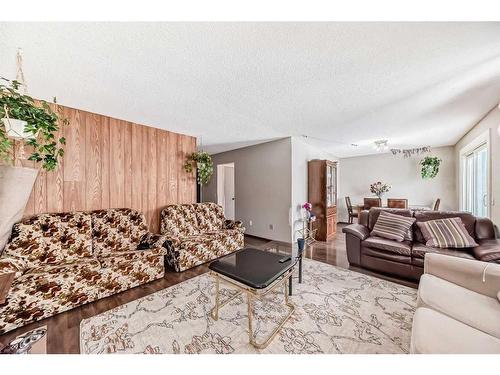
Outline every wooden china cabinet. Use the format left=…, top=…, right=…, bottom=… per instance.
left=308, top=159, right=338, bottom=241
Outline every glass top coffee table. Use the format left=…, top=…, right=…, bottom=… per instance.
left=208, top=247, right=298, bottom=349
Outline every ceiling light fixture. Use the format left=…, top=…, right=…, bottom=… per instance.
left=374, top=139, right=389, bottom=152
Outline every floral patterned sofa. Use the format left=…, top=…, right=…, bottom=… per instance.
left=0, top=208, right=168, bottom=334
left=160, top=203, right=245, bottom=272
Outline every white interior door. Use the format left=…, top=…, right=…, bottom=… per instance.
left=223, top=165, right=235, bottom=220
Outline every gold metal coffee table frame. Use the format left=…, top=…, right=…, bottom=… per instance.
left=209, top=266, right=296, bottom=349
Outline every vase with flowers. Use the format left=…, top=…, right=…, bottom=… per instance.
left=369, top=181, right=391, bottom=198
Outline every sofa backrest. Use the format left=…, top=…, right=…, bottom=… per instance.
left=3, top=212, right=93, bottom=267
left=161, top=204, right=200, bottom=237
left=91, top=208, right=148, bottom=255
left=413, top=211, right=476, bottom=243
left=160, top=202, right=226, bottom=237
left=193, top=202, right=225, bottom=232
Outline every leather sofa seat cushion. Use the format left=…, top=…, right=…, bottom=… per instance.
left=363, top=236, right=411, bottom=256
left=411, top=242, right=475, bottom=260
left=362, top=247, right=412, bottom=264
left=418, top=274, right=500, bottom=338
left=473, top=239, right=500, bottom=262
left=410, top=307, right=500, bottom=354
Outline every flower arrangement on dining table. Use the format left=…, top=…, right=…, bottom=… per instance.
left=370, top=181, right=391, bottom=198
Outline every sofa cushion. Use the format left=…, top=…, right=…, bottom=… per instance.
left=363, top=236, right=412, bottom=256
left=4, top=212, right=93, bottom=267
left=411, top=242, right=475, bottom=260
left=416, top=217, right=478, bottom=249
left=161, top=204, right=199, bottom=237
left=417, top=274, right=500, bottom=338
left=194, top=203, right=225, bottom=233
left=410, top=307, right=500, bottom=354
left=0, top=259, right=101, bottom=335
left=91, top=209, right=148, bottom=255
left=97, top=248, right=166, bottom=297
left=362, top=247, right=412, bottom=264
left=473, top=239, right=500, bottom=262
left=370, top=211, right=415, bottom=242
left=414, top=211, right=476, bottom=244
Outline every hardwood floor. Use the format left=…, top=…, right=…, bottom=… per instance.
left=0, top=224, right=416, bottom=353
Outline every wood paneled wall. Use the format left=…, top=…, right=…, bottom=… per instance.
left=14, top=104, right=196, bottom=232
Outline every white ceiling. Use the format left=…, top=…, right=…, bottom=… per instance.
left=1, top=22, right=500, bottom=157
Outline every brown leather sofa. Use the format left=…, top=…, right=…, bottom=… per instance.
left=342, top=208, right=500, bottom=281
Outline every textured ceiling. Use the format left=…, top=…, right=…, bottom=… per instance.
left=1, top=22, right=500, bottom=157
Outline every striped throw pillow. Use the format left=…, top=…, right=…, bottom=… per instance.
left=416, top=217, right=478, bottom=248
left=371, top=211, right=416, bottom=242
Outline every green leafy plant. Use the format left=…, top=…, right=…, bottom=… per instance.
left=420, top=156, right=442, bottom=179
left=183, top=151, right=214, bottom=185
left=0, top=77, right=67, bottom=171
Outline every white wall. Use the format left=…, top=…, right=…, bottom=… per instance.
left=291, top=137, right=339, bottom=241
left=202, top=138, right=292, bottom=242
left=455, top=106, right=500, bottom=226
left=337, top=146, right=457, bottom=223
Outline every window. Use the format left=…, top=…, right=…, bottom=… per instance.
left=460, top=131, right=490, bottom=217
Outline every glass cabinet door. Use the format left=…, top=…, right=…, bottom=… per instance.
left=326, top=163, right=337, bottom=207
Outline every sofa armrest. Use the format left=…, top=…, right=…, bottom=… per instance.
left=424, top=253, right=500, bottom=298
left=138, top=233, right=179, bottom=252
left=342, top=224, right=370, bottom=240
left=475, top=217, right=496, bottom=240
left=224, top=219, right=245, bottom=233
left=0, top=256, right=27, bottom=278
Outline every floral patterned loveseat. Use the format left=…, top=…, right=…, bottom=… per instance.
left=160, top=203, right=245, bottom=272
left=0, top=208, right=168, bottom=334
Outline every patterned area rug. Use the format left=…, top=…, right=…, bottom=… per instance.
left=80, top=258, right=417, bottom=354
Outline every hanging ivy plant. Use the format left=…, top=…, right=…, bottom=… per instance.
left=0, top=77, right=67, bottom=171
left=420, top=156, right=442, bottom=179
left=184, top=151, right=214, bottom=185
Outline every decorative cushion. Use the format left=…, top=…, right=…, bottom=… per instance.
left=4, top=212, right=93, bottom=267
left=416, top=217, right=478, bottom=249
left=370, top=211, right=416, bottom=242
left=91, top=209, right=148, bottom=255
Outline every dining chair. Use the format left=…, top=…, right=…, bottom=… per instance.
left=345, top=196, right=358, bottom=224
left=433, top=198, right=441, bottom=211
left=363, top=197, right=382, bottom=210
left=387, top=198, right=408, bottom=209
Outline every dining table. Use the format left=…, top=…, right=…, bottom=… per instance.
left=355, top=204, right=431, bottom=212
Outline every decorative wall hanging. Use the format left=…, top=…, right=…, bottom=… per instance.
left=390, top=146, right=431, bottom=158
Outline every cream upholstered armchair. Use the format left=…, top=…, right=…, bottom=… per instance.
left=410, top=253, right=500, bottom=353
left=160, top=202, right=245, bottom=272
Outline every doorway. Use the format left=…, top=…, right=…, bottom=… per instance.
left=460, top=131, right=490, bottom=217
left=217, top=163, right=235, bottom=220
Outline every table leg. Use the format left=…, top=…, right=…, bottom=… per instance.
left=298, top=256, right=303, bottom=284
left=212, top=274, right=220, bottom=320
left=247, top=292, right=254, bottom=344
left=288, top=274, right=292, bottom=296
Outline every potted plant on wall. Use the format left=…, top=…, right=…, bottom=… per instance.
left=420, top=156, right=442, bottom=179
left=0, top=77, right=67, bottom=251
left=184, top=151, right=214, bottom=201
